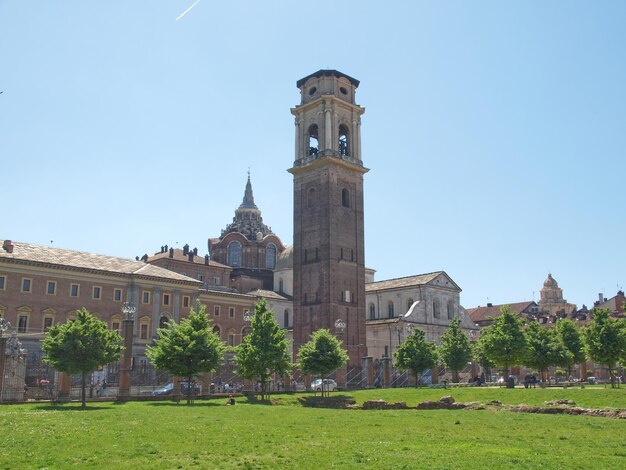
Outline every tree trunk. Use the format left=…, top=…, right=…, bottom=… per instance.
left=452, top=370, right=460, bottom=383
left=81, top=372, right=87, bottom=408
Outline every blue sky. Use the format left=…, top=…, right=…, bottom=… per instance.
left=1, top=1, right=624, bottom=310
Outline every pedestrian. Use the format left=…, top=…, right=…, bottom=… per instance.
left=95, top=380, right=101, bottom=397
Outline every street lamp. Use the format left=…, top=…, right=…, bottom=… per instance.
left=243, top=310, right=254, bottom=322
left=121, top=302, right=136, bottom=321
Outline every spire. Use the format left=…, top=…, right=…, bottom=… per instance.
left=239, top=173, right=258, bottom=210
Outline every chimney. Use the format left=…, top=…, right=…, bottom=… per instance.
left=193, top=247, right=198, bottom=255
left=141, top=254, right=148, bottom=262
left=188, top=253, right=194, bottom=262
left=204, top=254, right=209, bottom=265
left=169, top=247, right=174, bottom=258
left=183, top=244, right=189, bottom=256
left=2, top=240, right=14, bottom=253
left=487, top=303, right=493, bottom=308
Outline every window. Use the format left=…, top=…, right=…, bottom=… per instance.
left=183, top=296, right=190, bottom=308
left=213, top=325, right=221, bottom=337
left=279, top=278, right=284, bottom=293
left=228, top=329, right=236, bottom=347
left=227, top=241, right=242, bottom=267
left=266, top=243, right=277, bottom=269
left=407, top=298, right=414, bottom=312
left=338, top=124, right=350, bottom=156
left=242, top=326, right=252, bottom=337
left=21, top=278, right=32, bottom=293
left=213, top=277, right=221, bottom=285
left=163, top=294, right=170, bottom=306
left=369, top=303, right=376, bottom=320
left=229, top=307, right=235, bottom=318
left=433, top=299, right=440, bottom=319
left=388, top=301, right=394, bottom=318
left=140, top=324, right=149, bottom=340
left=93, top=286, right=101, bottom=300
left=308, top=187, right=316, bottom=208
left=111, top=314, right=122, bottom=333
left=214, top=306, right=220, bottom=316
left=283, top=309, right=290, bottom=328
left=142, top=291, right=150, bottom=304
left=159, top=316, right=169, bottom=329
left=18, top=315, right=28, bottom=332
left=70, top=284, right=80, bottom=297
left=341, top=188, right=350, bottom=208
left=47, top=281, right=56, bottom=295
left=447, top=301, right=454, bottom=319
left=114, top=289, right=122, bottom=302
left=0, top=275, right=5, bottom=290
left=43, top=317, right=53, bottom=332
left=308, top=124, right=319, bottom=155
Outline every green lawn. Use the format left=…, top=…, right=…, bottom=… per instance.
left=1, top=387, right=625, bottom=469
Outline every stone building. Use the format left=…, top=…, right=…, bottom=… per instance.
left=539, top=273, right=577, bottom=317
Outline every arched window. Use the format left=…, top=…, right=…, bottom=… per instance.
left=279, top=278, right=284, bottom=293
left=447, top=301, right=454, bottom=319
left=369, top=303, right=376, bottom=320
left=388, top=301, right=394, bottom=318
left=159, top=315, right=169, bottom=329
left=308, top=124, right=319, bottom=155
left=338, top=124, right=350, bottom=156
left=341, top=188, right=350, bottom=208
left=266, top=243, right=277, bottom=269
left=308, top=187, right=316, bottom=208
left=242, top=326, right=252, bottom=337
left=283, top=309, right=290, bottom=328
left=433, top=299, right=440, bottom=319
left=407, top=298, right=414, bottom=312
left=213, top=325, right=221, bottom=338
left=227, top=241, right=242, bottom=267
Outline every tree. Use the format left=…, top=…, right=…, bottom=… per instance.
left=477, top=305, right=527, bottom=387
left=297, top=329, right=348, bottom=397
left=472, top=339, right=494, bottom=380
left=555, top=319, right=586, bottom=378
left=584, top=308, right=626, bottom=388
left=438, top=318, right=472, bottom=383
left=524, top=321, right=572, bottom=382
left=393, top=328, right=437, bottom=387
left=147, top=302, right=225, bottom=404
left=42, top=308, right=122, bottom=408
left=234, top=299, right=291, bottom=400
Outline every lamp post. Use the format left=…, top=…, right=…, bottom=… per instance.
left=334, top=318, right=347, bottom=390
left=118, top=302, right=136, bottom=400
left=0, top=319, right=11, bottom=402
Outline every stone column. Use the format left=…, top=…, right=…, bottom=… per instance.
left=56, top=371, right=71, bottom=402
left=382, top=356, right=391, bottom=388
left=362, top=356, right=374, bottom=388
left=117, top=318, right=134, bottom=400
left=324, top=106, right=332, bottom=150
left=335, top=365, right=347, bottom=390
left=0, top=337, right=6, bottom=403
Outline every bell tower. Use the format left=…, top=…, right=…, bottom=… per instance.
left=289, top=70, right=367, bottom=366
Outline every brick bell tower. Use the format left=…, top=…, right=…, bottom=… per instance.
left=289, top=70, right=368, bottom=367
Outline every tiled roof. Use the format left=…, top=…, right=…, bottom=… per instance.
left=366, top=272, right=459, bottom=292
left=247, top=289, right=292, bottom=301
left=0, top=240, right=200, bottom=284
left=147, top=248, right=230, bottom=268
left=466, top=301, right=536, bottom=323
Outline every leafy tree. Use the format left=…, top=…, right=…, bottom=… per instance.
left=234, top=299, right=291, bottom=400
left=438, top=318, right=472, bottom=383
left=524, top=321, right=572, bottom=382
left=393, top=328, right=437, bottom=387
left=472, top=339, right=494, bottom=380
left=584, top=308, right=626, bottom=388
left=477, top=305, right=527, bottom=387
left=42, top=308, right=122, bottom=408
left=297, top=328, right=348, bottom=397
left=147, top=302, right=225, bottom=404
left=555, top=319, right=587, bottom=378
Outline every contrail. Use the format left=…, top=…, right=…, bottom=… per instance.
left=176, top=0, right=201, bottom=21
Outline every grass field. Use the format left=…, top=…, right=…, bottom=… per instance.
left=1, top=386, right=625, bottom=469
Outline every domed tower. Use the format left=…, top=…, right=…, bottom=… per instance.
left=539, top=273, right=577, bottom=317
left=289, top=70, right=368, bottom=367
left=208, top=175, right=284, bottom=292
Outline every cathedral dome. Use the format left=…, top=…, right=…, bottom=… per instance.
left=275, top=245, right=293, bottom=270
left=543, top=273, right=558, bottom=288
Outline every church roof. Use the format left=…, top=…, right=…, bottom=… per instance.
left=220, top=175, right=273, bottom=241
left=296, top=69, right=360, bottom=88
left=366, top=271, right=460, bottom=292
left=247, top=289, right=293, bottom=301
left=147, top=248, right=230, bottom=268
left=543, top=273, right=559, bottom=288
left=0, top=240, right=200, bottom=284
